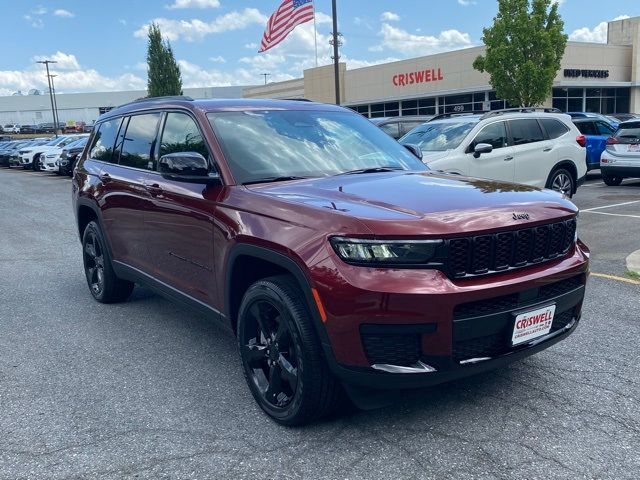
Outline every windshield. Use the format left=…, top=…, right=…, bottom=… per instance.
left=66, top=138, right=88, bottom=149
left=207, top=110, right=426, bottom=184
left=400, top=121, right=475, bottom=152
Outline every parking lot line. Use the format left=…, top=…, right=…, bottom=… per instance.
left=581, top=200, right=640, bottom=212
left=591, top=272, right=640, bottom=285
left=582, top=211, right=640, bottom=219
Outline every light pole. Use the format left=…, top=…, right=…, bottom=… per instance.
left=330, top=0, right=341, bottom=105
left=49, top=74, right=61, bottom=135
left=261, top=73, right=270, bottom=85
left=36, top=60, right=58, bottom=137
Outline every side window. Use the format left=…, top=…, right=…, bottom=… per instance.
left=595, top=121, right=615, bottom=136
left=89, top=118, right=122, bottom=163
left=470, top=121, right=507, bottom=151
left=400, top=121, right=425, bottom=136
left=379, top=122, right=401, bottom=139
left=159, top=112, right=209, bottom=160
left=575, top=121, right=597, bottom=136
left=118, top=113, right=161, bottom=170
left=540, top=119, right=570, bottom=139
left=509, top=119, right=545, bottom=146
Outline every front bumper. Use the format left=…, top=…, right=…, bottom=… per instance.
left=312, top=240, right=589, bottom=390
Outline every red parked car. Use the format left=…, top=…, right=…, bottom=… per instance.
left=72, top=97, right=589, bottom=425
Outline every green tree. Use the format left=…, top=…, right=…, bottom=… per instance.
left=473, top=0, right=567, bottom=107
left=146, top=22, right=183, bottom=97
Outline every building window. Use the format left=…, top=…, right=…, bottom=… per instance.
left=352, top=105, right=369, bottom=117
left=552, top=87, right=630, bottom=113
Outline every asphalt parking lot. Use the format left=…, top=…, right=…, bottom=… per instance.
left=1, top=169, right=639, bottom=479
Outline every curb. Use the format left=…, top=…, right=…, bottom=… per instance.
left=626, top=249, right=640, bottom=275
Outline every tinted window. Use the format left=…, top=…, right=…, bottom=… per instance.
left=118, top=113, right=161, bottom=170
left=575, top=121, right=597, bottom=135
left=470, top=122, right=507, bottom=150
left=89, top=118, right=122, bottom=162
left=400, top=121, right=426, bottom=135
left=509, top=119, right=545, bottom=145
left=540, top=119, right=569, bottom=139
left=595, top=121, right=615, bottom=136
left=401, top=121, right=475, bottom=152
left=379, top=122, right=400, bottom=138
left=160, top=112, right=209, bottom=160
left=615, top=122, right=640, bottom=142
left=208, top=110, right=425, bottom=184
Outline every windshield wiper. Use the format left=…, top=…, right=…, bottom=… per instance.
left=243, top=176, right=310, bottom=185
left=337, top=166, right=405, bottom=176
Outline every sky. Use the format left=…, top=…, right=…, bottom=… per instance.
left=0, top=0, right=638, bottom=96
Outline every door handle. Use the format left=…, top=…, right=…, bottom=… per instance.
left=98, top=172, right=112, bottom=183
left=543, top=147, right=552, bottom=152
left=504, top=156, right=514, bottom=161
left=144, top=182, right=163, bottom=196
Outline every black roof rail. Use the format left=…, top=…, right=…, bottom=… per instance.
left=480, top=107, right=562, bottom=120
left=427, top=111, right=489, bottom=122
left=117, top=95, right=195, bottom=109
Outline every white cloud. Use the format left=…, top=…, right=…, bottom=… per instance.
left=0, top=52, right=145, bottom=96
left=569, top=15, right=629, bottom=43
left=209, top=55, right=226, bottom=63
left=32, top=5, right=47, bottom=15
left=373, top=24, right=474, bottom=57
left=53, top=9, right=75, bottom=18
left=134, top=8, right=266, bottom=42
left=380, top=11, right=400, bottom=22
left=166, top=0, right=220, bottom=9
left=33, top=51, right=81, bottom=70
left=458, top=0, right=476, bottom=5
left=551, top=0, right=566, bottom=6
left=24, top=15, right=44, bottom=29
left=118, top=18, right=127, bottom=26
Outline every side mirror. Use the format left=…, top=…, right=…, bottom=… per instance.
left=403, top=143, right=423, bottom=160
left=473, top=143, right=493, bottom=158
left=158, top=152, right=220, bottom=185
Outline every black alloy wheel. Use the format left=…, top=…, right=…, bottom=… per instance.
left=241, top=299, right=299, bottom=409
left=83, top=227, right=106, bottom=298
left=237, top=276, right=343, bottom=426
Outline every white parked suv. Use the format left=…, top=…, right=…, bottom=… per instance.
left=399, top=109, right=587, bottom=197
left=19, top=135, right=81, bottom=170
left=2, top=124, right=20, bottom=134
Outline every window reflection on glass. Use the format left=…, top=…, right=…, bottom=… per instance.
left=119, top=113, right=161, bottom=170
left=89, top=118, right=122, bottom=163
left=160, top=113, right=209, bottom=160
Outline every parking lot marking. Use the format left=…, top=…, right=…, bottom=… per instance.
left=581, top=200, right=640, bottom=212
left=591, top=272, right=640, bottom=285
left=582, top=211, right=640, bottom=219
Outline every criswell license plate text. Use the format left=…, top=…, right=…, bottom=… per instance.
left=512, top=304, right=556, bottom=346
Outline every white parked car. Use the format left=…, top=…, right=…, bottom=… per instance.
left=41, top=149, right=63, bottom=172
left=600, top=119, right=640, bottom=186
left=19, top=135, right=85, bottom=170
left=2, top=124, right=20, bottom=134
left=399, top=109, right=587, bottom=197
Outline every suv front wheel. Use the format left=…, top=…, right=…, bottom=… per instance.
left=237, top=275, right=343, bottom=426
left=547, top=168, right=575, bottom=197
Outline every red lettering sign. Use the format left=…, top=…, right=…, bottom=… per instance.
left=392, top=68, right=443, bottom=87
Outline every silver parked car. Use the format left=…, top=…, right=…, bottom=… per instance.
left=600, top=120, right=640, bottom=185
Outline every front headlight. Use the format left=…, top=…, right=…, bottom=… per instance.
left=330, top=237, right=443, bottom=266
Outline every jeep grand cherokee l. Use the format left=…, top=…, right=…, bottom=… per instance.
left=72, top=97, right=589, bottom=426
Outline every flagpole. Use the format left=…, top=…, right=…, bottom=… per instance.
left=312, top=0, right=318, bottom=67
left=331, top=0, right=340, bottom=105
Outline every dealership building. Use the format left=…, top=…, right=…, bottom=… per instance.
left=1, top=16, right=639, bottom=126
left=244, top=16, right=640, bottom=117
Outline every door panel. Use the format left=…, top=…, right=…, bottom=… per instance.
left=467, top=121, right=515, bottom=182
left=509, top=119, right=554, bottom=187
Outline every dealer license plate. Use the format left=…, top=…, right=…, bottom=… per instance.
left=511, top=304, right=556, bottom=346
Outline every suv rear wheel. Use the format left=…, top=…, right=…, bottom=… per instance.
left=602, top=173, right=623, bottom=186
left=82, top=221, right=134, bottom=303
left=547, top=168, right=574, bottom=197
left=237, top=275, right=343, bottom=426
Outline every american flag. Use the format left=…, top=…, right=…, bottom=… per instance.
left=259, top=0, right=315, bottom=53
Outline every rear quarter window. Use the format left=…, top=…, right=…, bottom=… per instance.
left=540, top=119, right=570, bottom=139
left=509, top=119, right=545, bottom=145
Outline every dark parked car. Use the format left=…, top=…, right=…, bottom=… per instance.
left=608, top=113, right=640, bottom=123
left=370, top=116, right=433, bottom=139
left=0, top=140, right=28, bottom=166
left=73, top=97, right=589, bottom=425
left=58, top=137, right=88, bottom=175
left=19, top=124, right=40, bottom=134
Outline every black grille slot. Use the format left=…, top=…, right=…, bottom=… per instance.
left=361, top=333, right=421, bottom=366
left=550, top=310, right=574, bottom=332
left=453, top=274, right=583, bottom=320
left=446, top=218, right=576, bottom=278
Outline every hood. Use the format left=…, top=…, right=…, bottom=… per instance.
left=248, top=171, right=577, bottom=236
left=420, top=150, right=455, bottom=163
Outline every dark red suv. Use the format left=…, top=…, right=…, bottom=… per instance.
left=72, top=97, right=589, bottom=425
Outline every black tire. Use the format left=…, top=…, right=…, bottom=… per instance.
left=546, top=167, right=575, bottom=197
left=81, top=221, right=134, bottom=303
left=32, top=154, right=39, bottom=171
left=237, top=275, right=343, bottom=426
left=602, top=173, right=623, bottom=186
